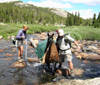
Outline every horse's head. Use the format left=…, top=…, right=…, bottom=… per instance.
left=47, top=32, right=54, bottom=43
left=44, top=32, right=54, bottom=52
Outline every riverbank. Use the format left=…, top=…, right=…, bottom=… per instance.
left=0, top=23, right=100, bottom=40
left=42, top=77, right=100, bottom=85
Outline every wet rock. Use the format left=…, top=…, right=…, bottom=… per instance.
left=85, top=54, right=100, bottom=60
left=40, top=33, right=47, bottom=40
left=73, top=40, right=100, bottom=61
left=0, top=57, right=13, bottom=61
left=10, top=61, right=26, bottom=68
left=82, top=40, right=87, bottom=44
left=83, top=60, right=89, bottom=64
left=93, top=49, right=100, bottom=55
left=43, top=77, right=100, bottom=85
left=8, top=35, right=15, bottom=40
left=5, top=53, right=13, bottom=57
left=88, top=46, right=98, bottom=50
left=76, top=53, right=100, bottom=61
left=34, top=32, right=47, bottom=40
left=27, top=57, right=40, bottom=63
left=86, top=41, right=94, bottom=45
left=76, top=53, right=88, bottom=59
left=74, top=68, right=84, bottom=76
left=94, top=40, right=98, bottom=44
left=0, top=49, right=4, bottom=52
left=41, top=32, right=47, bottom=36
left=0, top=35, right=3, bottom=40
left=82, top=46, right=98, bottom=53
left=12, top=48, right=16, bottom=52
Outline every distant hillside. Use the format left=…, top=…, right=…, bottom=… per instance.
left=0, top=1, right=67, bottom=25
left=50, top=8, right=68, bottom=18
left=0, top=1, right=86, bottom=26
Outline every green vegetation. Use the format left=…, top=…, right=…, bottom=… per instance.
left=0, top=1, right=85, bottom=26
left=0, top=1, right=100, bottom=40
left=0, top=23, right=58, bottom=39
left=63, top=26, right=100, bottom=40
left=0, top=23, right=100, bottom=40
left=65, top=12, right=83, bottom=26
left=92, top=13, right=100, bottom=28
left=0, top=1, right=66, bottom=25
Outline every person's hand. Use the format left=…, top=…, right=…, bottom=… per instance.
left=23, top=40, right=27, bottom=44
left=77, top=46, right=81, bottom=52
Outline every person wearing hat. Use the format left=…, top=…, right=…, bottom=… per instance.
left=16, top=25, right=29, bottom=62
left=56, top=29, right=80, bottom=78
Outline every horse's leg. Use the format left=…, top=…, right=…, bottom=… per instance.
left=46, top=62, right=51, bottom=72
left=58, top=62, right=62, bottom=69
left=53, top=62, right=57, bottom=72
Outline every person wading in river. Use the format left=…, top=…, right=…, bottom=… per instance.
left=16, top=25, right=29, bottom=62
left=56, top=29, right=80, bottom=78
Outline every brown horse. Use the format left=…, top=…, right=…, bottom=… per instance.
left=42, top=33, right=61, bottom=74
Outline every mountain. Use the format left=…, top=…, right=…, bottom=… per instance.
left=0, top=1, right=84, bottom=26
left=50, top=8, right=68, bottom=18
left=0, top=1, right=67, bottom=25
left=15, top=1, right=69, bottom=18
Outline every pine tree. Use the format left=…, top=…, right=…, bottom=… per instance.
left=96, top=12, right=100, bottom=27
left=92, top=13, right=96, bottom=26
left=77, top=12, right=80, bottom=25
left=66, top=13, right=70, bottom=26
left=97, top=12, right=100, bottom=23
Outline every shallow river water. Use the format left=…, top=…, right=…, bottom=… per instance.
left=0, top=38, right=100, bottom=85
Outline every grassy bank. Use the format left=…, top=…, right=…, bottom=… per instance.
left=0, top=23, right=100, bottom=40
left=0, top=23, right=57, bottom=39
left=63, top=26, right=100, bottom=40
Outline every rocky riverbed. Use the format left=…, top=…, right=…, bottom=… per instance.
left=0, top=33, right=100, bottom=85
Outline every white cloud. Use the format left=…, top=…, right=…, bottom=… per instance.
left=64, top=0, right=100, bottom=6
left=27, top=0, right=72, bottom=8
left=0, top=0, right=19, bottom=3
left=68, top=9, right=95, bottom=19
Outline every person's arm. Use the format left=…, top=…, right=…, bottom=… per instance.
left=66, top=34, right=75, bottom=42
left=66, top=34, right=80, bottom=50
left=16, top=30, right=22, bottom=39
left=74, top=41, right=80, bottom=49
left=16, top=30, right=25, bottom=40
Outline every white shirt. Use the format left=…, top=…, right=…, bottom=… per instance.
left=57, top=34, right=74, bottom=51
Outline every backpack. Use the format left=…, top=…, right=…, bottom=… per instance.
left=64, top=38, right=71, bottom=48
left=56, top=34, right=72, bottom=52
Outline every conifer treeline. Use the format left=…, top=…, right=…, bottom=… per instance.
left=0, top=1, right=66, bottom=25
left=0, top=1, right=91, bottom=26
left=65, top=12, right=83, bottom=26
left=92, top=13, right=100, bottom=28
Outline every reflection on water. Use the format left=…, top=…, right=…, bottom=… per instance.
left=13, top=68, right=25, bottom=85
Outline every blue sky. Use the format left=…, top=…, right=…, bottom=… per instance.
left=0, top=0, right=100, bottom=19
left=22, top=0, right=100, bottom=19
